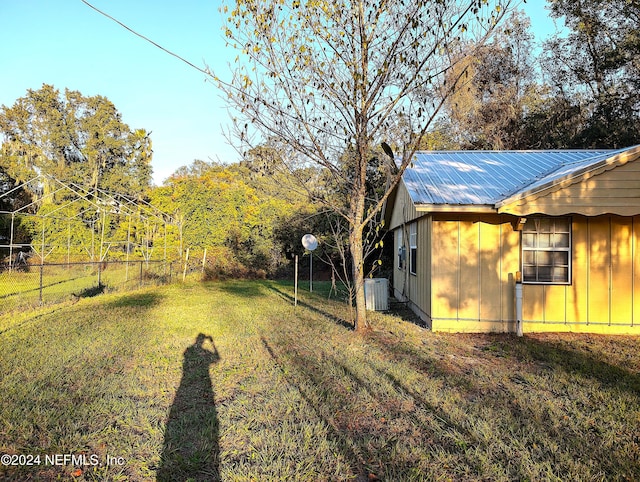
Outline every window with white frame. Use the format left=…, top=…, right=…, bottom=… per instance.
left=409, top=223, right=417, bottom=275
left=522, top=217, right=571, bottom=284
left=397, top=228, right=405, bottom=269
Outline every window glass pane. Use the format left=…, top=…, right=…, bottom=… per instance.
left=409, top=223, right=417, bottom=274
left=523, top=266, right=537, bottom=281
left=539, top=233, right=551, bottom=248
left=523, top=251, right=535, bottom=264
left=523, top=233, right=536, bottom=247
left=552, top=233, right=570, bottom=248
left=554, top=218, right=570, bottom=232
left=538, top=266, right=553, bottom=282
left=552, top=251, right=569, bottom=265
left=523, top=219, right=536, bottom=232
left=538, top=218, right=552, bottom=233
left=553, top=267, right=568, bottom=282
left=521, top=217, right=571, bottom=284
left=398, top=230, right=403, bottom=269
left=538, top=251, right=552, bottom=266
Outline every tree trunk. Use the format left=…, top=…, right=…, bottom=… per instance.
left=350, top=151, right=370, bottom=332
left=350, top=223, right=369, bottom=332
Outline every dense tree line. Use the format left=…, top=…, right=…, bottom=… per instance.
left=439, top=2, right=640, bottom=150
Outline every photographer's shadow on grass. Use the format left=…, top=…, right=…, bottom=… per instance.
left=158, top=333, right=220, bottom=481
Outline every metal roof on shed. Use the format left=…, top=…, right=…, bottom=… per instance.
left=403, top=149, right=626, bottom=207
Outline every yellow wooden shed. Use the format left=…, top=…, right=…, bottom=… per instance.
left=387, top=145, right=640, bottom=334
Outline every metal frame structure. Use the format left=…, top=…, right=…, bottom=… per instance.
left=0, top=174, right=179, bottom=270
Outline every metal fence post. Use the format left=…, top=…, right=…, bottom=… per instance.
left=182, top=248, right=190, bottom=282
left=39, top=264, right=44, bottom=304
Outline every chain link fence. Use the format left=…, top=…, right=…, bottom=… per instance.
left=0, top=260, right=178, bottom=315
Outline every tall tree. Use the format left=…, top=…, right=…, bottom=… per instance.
left=216, top=0, right=513, bottom=331
left=444, top=10, right=542, bottom=149
left=538, top=0, right=640, bottom=148
left=0, top=84, right=152, bottom=199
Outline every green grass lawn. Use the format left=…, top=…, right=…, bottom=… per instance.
left=0, top=280, right=638, bottom=481
left=0, top=262, right=169, bottom=315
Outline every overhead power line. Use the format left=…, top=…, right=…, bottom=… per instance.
left=80, top=0, right=211, bottom=77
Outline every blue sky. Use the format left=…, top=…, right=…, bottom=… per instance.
left=0, top=0, right=559, bottom=186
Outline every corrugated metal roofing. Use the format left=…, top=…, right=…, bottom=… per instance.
left=403, top=149, right=627, bottom=206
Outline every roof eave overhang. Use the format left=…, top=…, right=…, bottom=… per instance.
left=415, top=204, right=497, bottom=214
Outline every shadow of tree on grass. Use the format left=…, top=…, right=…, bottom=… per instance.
left=268, top=284, right=354, bottom=330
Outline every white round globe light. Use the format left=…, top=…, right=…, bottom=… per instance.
left=301, top=233, right=318, bottom=251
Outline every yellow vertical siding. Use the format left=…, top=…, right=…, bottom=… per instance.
left=546, top=285, right=567, bottom=323
left=398, top=213, right=640, bottom=334
left=567, top=220, right=589, bottom=326
left=458, top=221, right=480, bottom=320
left=479, top=222, right=502, bottom=322
left=432, top=220, right=459, bottom=321
left=501, top=225, right=520, bottom=322
left=588, top=217, right=611, bottom=323
left=611, top=217, right=633, bottom=324
left=524, top=215, right=640, bottom=334
left=431, top=215, right=520, bottom=332
left=392, top=216, right=431, bottom=322
left=635, top=220, right=640, bottom=326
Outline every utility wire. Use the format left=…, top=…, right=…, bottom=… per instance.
left=80, top=0, right=211, bottom=77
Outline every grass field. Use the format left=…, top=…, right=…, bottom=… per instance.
left=0, top=280, right=638, bottom=481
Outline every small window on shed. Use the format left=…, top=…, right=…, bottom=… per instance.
left=409, top=223, right=417, bottom=275
left=522, top=217, right=571, bottom=284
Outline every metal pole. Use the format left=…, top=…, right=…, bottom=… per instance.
left=67, top=218, right=71, bottom=268
left=294, top=255, right=298, bottom=307
left=202, top=247, right=207, bottom=273
left=91, top=219, right=95, bottom=262
left=41, top=217, right=45, bottom=264
left=309, top=252, right=313, bottom=292
left=100, top=209, right=106, bottom=262
left=126, top=215, right=131, bottom=282
left=182, top=247, right=190, bottom=282
left=39, top=264, right=44, bottom=304
left=163, top=222, right=167, bottom=277
left=9, top=213, right=14, bottom=271
left=179, top=222, right=184, bottom=258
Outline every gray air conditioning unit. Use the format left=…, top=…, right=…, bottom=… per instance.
left=364, top=278, right=389, bottom=311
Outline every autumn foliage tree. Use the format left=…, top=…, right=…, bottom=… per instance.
left=216, top=0, right=513, bottom=331
left=150, top=160, right=298, bottom=275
